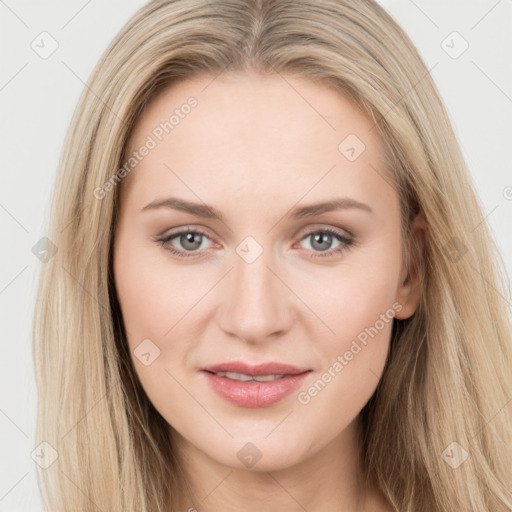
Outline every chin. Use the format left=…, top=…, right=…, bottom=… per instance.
left=208, top=436, right=308, bottom=473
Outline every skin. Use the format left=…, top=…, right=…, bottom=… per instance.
left=113, top=70, right=424, bottom=511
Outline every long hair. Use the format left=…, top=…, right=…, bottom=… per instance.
left=32, top=0, right=512, bottom=510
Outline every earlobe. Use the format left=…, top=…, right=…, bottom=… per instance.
left=394, top=212, right=427, bottom=320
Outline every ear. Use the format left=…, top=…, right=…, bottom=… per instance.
left=394, top=211, right=427, bottom=320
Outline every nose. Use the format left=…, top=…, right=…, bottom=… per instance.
left=216, top=245, right=294, bottom=344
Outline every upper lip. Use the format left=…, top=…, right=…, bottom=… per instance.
left=202, top=361, right=311, bottom=376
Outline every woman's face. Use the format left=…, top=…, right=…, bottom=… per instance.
left=113, top=71, right=421, bottom=472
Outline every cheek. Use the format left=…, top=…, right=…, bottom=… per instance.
left=113, top=241, right=211, bottom=403
left=114, top=240, right=202, bottom=339
left=293, top=235, right=402, bottom=346
left=293, top=282, right=397, bottom=452
left=290, top=236, right=401, bottom=419
left=298, top=270, right=396, bottom=396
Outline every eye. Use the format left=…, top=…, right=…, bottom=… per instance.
left=157, top=228, right=213, bottom=258
left=156, top=226, right=354, bottom=260
left=297, top=228, right=354, bottom=258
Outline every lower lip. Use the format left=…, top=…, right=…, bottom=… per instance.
left=202, top=371, right=311, bottom=408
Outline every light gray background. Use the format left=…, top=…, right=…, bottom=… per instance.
left=1, top=0, right=511, bottom=510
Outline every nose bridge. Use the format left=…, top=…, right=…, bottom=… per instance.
left=217, top=239, right=292, bottom=341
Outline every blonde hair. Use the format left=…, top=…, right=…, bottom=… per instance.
left=33, top=0, right=512, bottom=510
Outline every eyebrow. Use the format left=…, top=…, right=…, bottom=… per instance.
left=141, top=196, right=373, bottom=221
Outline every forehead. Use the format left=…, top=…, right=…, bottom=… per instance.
left=120, top=71, right=393, bottom=211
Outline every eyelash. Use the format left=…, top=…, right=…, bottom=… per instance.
left=156, top=227, right=354, bottom=260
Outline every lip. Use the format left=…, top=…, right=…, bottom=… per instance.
left=201, top=361, right=310, bottom=376
left=201, top=361, right=312, bottom=408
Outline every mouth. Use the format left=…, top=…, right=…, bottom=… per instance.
left=205, top=371, right=288, bottom=382
left=201, top=361, right=312, bottom=408
left=202, top=361, right=311, bottom=376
